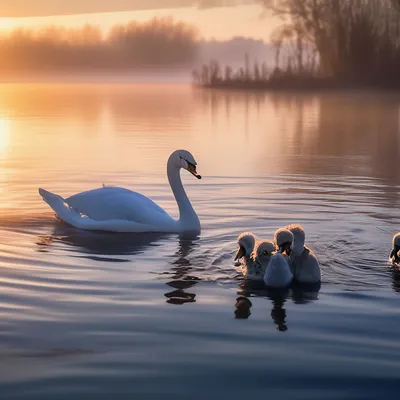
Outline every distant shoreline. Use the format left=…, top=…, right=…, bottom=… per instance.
left=194, top=80, right=400, bottom=93
left=0, top=76, right=399, bottom=92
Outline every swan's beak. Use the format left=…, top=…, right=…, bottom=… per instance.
left=187, top=162, right=202, bottom=180
left=234, top=245, right=245, bottom=261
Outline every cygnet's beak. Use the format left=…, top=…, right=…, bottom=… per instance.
left=187, top=162, right=202, bottom=180
left=279, top=242, right=292, bottom=256
left=234, top=245, right=245, bottom=261
left=390, top=245, right=400, bottom=261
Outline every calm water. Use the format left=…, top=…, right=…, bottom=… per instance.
left=0, top=83, right=399, bottom=399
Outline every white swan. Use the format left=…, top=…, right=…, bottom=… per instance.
left=234, top=232, right=263, bottom=280
left=285, top=224, right=321, bottom=283
left=39, top=149, right=202, bottom=234
left=390, top=233, right=400, bottom=265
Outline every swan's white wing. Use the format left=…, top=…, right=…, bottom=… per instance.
left=39, top=188, right=177, bottom=233
left=66, top=187, right=169, bottom=221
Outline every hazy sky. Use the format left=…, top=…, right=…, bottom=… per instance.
left=0, top=1, right=279, bottom=41
left=0, top=1, right=258, bottom=17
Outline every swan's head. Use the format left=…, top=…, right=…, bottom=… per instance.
left=235, top=232, right=256, bottom=261
left=170, top=149, right=201, bottom=179
left=252, top=240, right=276, bottom=265
left=274, top=228, right=294, bottom=255
left=390, top=232, right=400, bottom=262
left=285, top=224, right=305, bottom=256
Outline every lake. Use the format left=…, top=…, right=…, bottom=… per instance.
left=0, top=83, right=399, bottom=399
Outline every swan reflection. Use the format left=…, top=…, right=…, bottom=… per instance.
left=291, top=281, right=321, bottom=304
left=268, top=291, right=289, bottom=332
left=236, top=278, right=320, bottom=330
left=234, top=296, right=252, bottom=319
left=391, top=267, right=400, bottom=293
left=164, top=235, right=201, bottom=305
left=36, top=219, right=170, bottom=259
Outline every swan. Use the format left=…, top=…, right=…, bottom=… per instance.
left=252, top=240, right=292, bottom=288
left=285, top=224, right=321, bottom=284
left=273, top=228, right=294, bottom=259
left=38, top=149, right=202, bottom=234
left=390, top=233, right=400, bottom=265
left=252, top=240, right=284, bottom=287
left=234, top=232, right=264, bottom=280
left=263, top=252, right=293, bottom=289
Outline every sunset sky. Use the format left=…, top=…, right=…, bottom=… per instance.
left=0, top=1, right=279, bottom=41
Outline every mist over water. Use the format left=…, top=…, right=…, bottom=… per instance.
left=0, top=83, right=399, bottom=399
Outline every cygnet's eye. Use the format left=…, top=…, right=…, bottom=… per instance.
left=263, top=250, right=269, bottom=256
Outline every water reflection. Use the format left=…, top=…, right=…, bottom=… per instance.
left=236, top=279, right=320, bottom=329
left=291, top=281, right=322, bottom=304
left=234, top=296, right=252, bottom=319
left=164, top=235, right=200, bottom=305
left=36, top=220, right=170, bottom=259
left=391, top=267, right=400, bottom=293
left=268, top=291, right=289, bottom=332
left=196, top=88, right=400, bottom=190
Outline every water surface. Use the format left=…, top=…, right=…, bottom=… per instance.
left=0, top=84, right=399, bottom=399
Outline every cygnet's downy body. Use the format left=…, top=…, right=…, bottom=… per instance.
left=285, top=224, right=321, bottom=284
left=390, top=233, right=400, bottom=265
left=235, top=232, right=262, bottom=280
left=254, top=239, right=292, bottom=288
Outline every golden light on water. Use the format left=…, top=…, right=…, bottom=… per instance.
left=0, top=118, right=11, bottom=156
left=0, top=117, right=11, bottom=208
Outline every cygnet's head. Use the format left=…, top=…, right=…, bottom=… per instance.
left=253, top=240, right=276, bottom=265
left=390, top=232, right=400, bottom=261
left=285, top=224, right=305, bottom=256
left=274, top=228, right=294, bottom=255
left=235, top=232, right=256, bottom=261
left=169, top=150, right=201, bottom=179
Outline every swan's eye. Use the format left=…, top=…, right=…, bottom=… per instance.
left=263, top=250, right=269, bottom=256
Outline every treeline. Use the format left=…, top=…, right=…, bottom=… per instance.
left=0, top=17, right=199, bottom=73
left=261, top=0, right=400, bottom=87
left=193, top=57, right=332, bottom=90
left=197, top=0, right=400, bottom=90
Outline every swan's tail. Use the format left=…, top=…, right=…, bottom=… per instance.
left=39, top=188, right=88, bottom=229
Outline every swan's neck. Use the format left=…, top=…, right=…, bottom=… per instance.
left=167, top=159, right=200, bottom=233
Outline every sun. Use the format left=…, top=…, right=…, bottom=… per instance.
left=0, top=18, right=14, bottom=32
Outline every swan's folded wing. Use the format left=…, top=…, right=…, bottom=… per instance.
left=39, top=188, right=168, bottom=233
left=65, top=186, right=170, bottom=224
